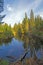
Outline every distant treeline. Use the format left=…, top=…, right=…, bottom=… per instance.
left=0, top=9, right=43, bottom=37
left=13, top=9, right=43, bottom=36
left=0, top=23, right=13, bottom=41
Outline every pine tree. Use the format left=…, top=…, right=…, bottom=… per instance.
left=30, top=9, right=35, bottom=31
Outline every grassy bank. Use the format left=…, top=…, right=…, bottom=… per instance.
left=0, top=23, right=14, bottom=43
left=0, top=59, right=9, bottom=65
left=0, top=58, right=42, bottom=65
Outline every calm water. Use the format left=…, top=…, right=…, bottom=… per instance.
left=0, top=38, right=25, bottom=61
left=0, top=37, right=43, bottom=62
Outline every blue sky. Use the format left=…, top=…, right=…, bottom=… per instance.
left=2, top=0, right=43, bottom=26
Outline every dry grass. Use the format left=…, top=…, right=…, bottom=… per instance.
left=9, top=58, right=43, bottom=65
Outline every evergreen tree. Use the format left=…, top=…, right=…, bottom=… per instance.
left=30, top=9, right=35, bottom=31
left=22, top=13, right=29, bottom=33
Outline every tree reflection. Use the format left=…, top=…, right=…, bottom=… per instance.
left=0, top=38, right=12, bottom=46
left=15, top=34, right=43, bottom=59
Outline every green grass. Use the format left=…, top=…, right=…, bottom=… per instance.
left=0, top=60, right=9, bottom=65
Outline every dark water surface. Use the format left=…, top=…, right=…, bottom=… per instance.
left=0, top=38, right=25, bottom=61
left=0, top=37, right=43, bottom=62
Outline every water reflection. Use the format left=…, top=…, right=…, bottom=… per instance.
left=0, top=38, right=12, bottom=46
left=0, top=38, right=24, bottom=62
left=0, top=34, right=43, bottom=62
left=15, top=34, right=43, bottom=59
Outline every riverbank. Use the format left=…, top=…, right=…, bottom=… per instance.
left=0, top=59, right=9, bottom=65
left=0, top=31, right=14, bottom=44
left=0, top=58, right=43, bottom=65
left=0, top=23, right=14, bottom=42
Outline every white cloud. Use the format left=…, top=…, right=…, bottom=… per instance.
left=31, top=0, right=42, bottom=10
left=7, top=4, right=14, bottom=12
left=3, top=11, right=24, bottom=27
left=36, top=11, right=43, bottom=18
left=3, top=0, right=43, bottom=26
left=26, top=0, right=42, bottom=13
